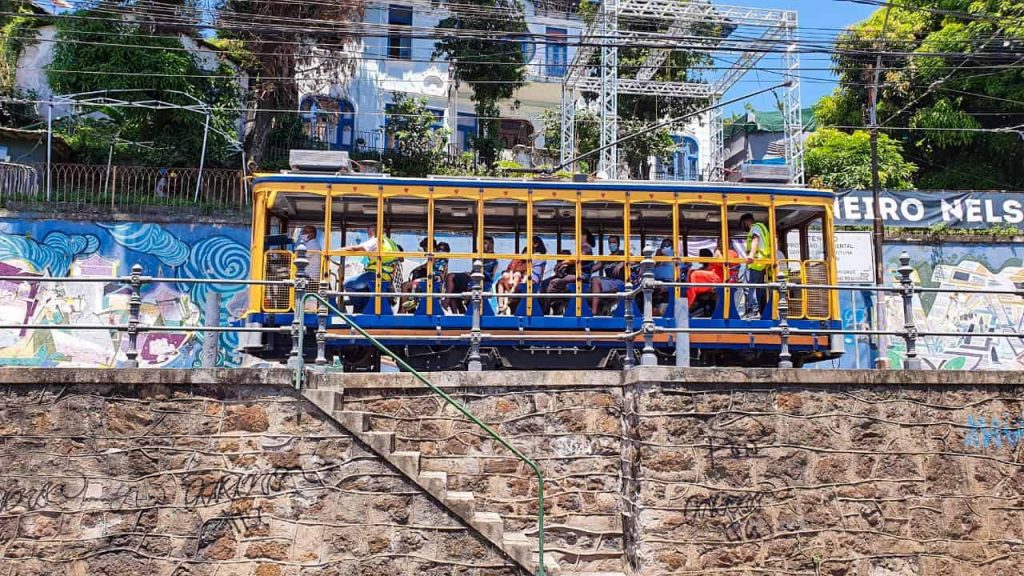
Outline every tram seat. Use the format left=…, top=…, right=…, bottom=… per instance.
left=513, top=284, right=546, bottom=317
left=561, top=282, right=594, bottom=316
left=414, top=282, right=445, bottom=316
left=357, top=282, right=395, bottom=315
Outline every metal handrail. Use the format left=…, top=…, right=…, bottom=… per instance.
left=296, top=288, right=547, bottom=575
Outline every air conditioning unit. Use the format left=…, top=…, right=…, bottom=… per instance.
left=288, top=149, right=351, bottom=173
left=740, top=162, right=791, bottom=183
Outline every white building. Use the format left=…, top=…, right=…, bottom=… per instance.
left=296, top=0, right=710, bottom=179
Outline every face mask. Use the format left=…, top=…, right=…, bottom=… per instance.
left=609, top=243, right=619, bottom=252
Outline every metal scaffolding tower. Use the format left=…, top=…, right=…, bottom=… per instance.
left=561, top=0, right=804, bottom=183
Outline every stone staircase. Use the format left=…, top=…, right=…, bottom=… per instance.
left=302, top=385, right=625, bottom=576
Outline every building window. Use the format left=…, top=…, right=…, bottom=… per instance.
left=300, top=96, right=355, bottom=151
left=545, top=27, right=567, bottom=77
left=388, top=5, right=413, bottom=60
left=675, top=136, right=699, bottom=181
left=498, top=119, right=533, bottom=149
left=457, top=113, right=477, bottom=152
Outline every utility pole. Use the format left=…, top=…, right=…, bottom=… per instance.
left=869, top=2, right=893, bottom=369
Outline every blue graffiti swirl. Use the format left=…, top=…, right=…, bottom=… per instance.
left=0, top=231, right=100, bottom=276
left=179, top=235, right=251, bottom=363
left=98, top=223, right=190, bottom=268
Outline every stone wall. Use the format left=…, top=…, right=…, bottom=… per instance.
left=0, top=369, right=523, bottom=576
left=3, top=367, right=1024, bottom=576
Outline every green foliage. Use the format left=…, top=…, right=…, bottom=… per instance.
left=539, top=107, right=596, bottom=173
left=0, top=1, right=38, bottom=94
left=435, top=0, right=527, bottom=167
left=823, top=0, right=1024, bottom=188
left=46, top=10, right=240, bottom=166
left=804, top=128, right=917, bottom=190
left=382, top=93, right=449, bottom=177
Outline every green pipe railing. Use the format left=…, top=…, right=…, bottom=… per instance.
left=296, top=291, right=547, bottom=575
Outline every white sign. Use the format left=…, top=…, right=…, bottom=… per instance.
left=785, top=230, right=874, bottom=284
left=833, top=231, right=874, bottom=284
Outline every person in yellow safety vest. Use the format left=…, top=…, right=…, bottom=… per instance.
left=339, top=224, right=400, bottom=313
left=740, top=213, right=772, bottom=320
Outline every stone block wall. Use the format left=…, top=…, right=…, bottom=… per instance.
left=0, top=369, right=522, bottom=576
left=629, top=368, right=1024, bottom=575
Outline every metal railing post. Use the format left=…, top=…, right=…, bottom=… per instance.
left=898, top=251, right=922, bottom=370
left=777, top=267, right=793, bottom=368
left=468, top=259, right=484, bottom=372
left=289, top=245, right=309, bottom=382
left=640, top=248, right=657, bottom=367
left=124, top=263, right=143, bottom=368
left=315, top=280, right=329, bottom=366
left=624, top=280, right=635, bottom=369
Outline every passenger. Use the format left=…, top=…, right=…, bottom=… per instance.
left=339, top=224, right=400, bottom=313
left=654, top=237, right=676, bottom=282
left=740, top=213, right=772, bottom=320
left=399, top=238, right=430, bottom=313
left=496, top=236, right=546, bottom=315
left=543, top=229, right=595, bottom=315
left=687, top=248, right=722, bottom=318
left=444, top=236, right=497, bottom=314
left=590, top=235, right=625, bottom=316
left=296, top=225, right=322, bottom=286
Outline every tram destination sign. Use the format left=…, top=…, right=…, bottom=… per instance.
left=833, top=190, right=1024, bottom=230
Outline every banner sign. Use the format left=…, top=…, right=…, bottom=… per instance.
left=833, top=190, right=1024, bottom=229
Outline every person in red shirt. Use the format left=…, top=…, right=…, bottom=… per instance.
left=688, top=248, right=722, bottom=317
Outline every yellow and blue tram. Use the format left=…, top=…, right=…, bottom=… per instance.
left=239, top=169, right=843, bottom=370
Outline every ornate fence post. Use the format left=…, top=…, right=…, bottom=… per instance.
left=777, top=267, right=793, bottom=368
left=125, top=263, right=143, bottom=368
left=468, top=259, right=484, bottom=372
left=624, top=280, right=635, bottom=369
left=289, top=245, right=309, bottom=376
left=640, top=247, right=657, bottom=367
left=898, top=251, right=922, bottom=370
left=315, top=280, right=329, bottom=366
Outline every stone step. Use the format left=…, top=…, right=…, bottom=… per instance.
left=390, top=451, right=421, bottom=477
left=502, top=532, right=534, bottom=567
left=445, top=491, right=476, bottom=517
left=361, top=431, right=395, bottom=454
left=333, top=410, right=370, bottom=433
left=418, top=470, right=448, bottom=500
left=301, top=389, right=340, bottom=413
left=471, top=512, right=504, bottom=542
left=564, top=573, right=626, bottom=576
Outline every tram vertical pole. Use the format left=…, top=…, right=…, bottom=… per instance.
left=623, top=280, right=635, bottom=369
left=290, top=245, right=309, bottom=379
left=125, top=263, right=143, bottom=368
left=315, top=280, right=329, bottom=366
left=468, top=259, right=484, bottom=372
left=777, top=267, right=792, bottom=368
left=640, top=248, right=657, bottom=367
left=897, top=251, right=921, bottom=370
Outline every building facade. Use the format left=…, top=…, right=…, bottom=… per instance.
left=297, top=0, right=709, bottom=179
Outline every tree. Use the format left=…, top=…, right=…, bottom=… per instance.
left=46, top=10, right=239, bottom=166
left=435, top=0, right=528, bottom=167
left=804, top=128, right=916, bottom=190
left=0, top=0, right=42, bottom=128
left=382, top=93, right=449, bottom=177
left=217, top=0, right=363, bottom=165
left=819, top=1, right=1024, bottom=189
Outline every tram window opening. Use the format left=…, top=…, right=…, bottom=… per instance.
left=727, top=203, right=773, bottom=320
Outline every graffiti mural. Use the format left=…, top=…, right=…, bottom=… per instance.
left=881, top=243, right=1024, bottom=370
left=0, top=218, right=251, bottom=367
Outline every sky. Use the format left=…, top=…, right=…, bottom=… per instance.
left=721, top=0, right=877, bottom=115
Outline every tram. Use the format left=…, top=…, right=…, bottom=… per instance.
left=238, top=153, right=843, bottom=371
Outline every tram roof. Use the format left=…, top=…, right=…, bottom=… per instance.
left=252, top=173, right=835, bottom=200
